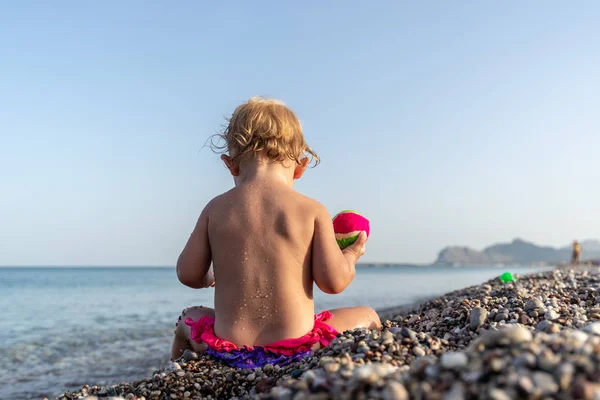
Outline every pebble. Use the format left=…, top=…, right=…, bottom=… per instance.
left=545, top=310, right=560, bottom=321
left=165, top=361, right=181, bottom=372
left=524, top=298, right=544, bottom=311
left=381, top=330, right=394, bottom=345
left=382, top=381, right=408, bottom=400
left=323, top=362, right=339, bottom=374
left=584, top=322, right=600, bottom=336
left=469, top=307, right=487, bottom=330
left=532, top=371, right=559, bottom=395
left=571, top=330, right=589, bottom=344
left=443, top=382, right=465, bottom=400
left=412, top=346, right=425, bottom=356
left=318, top=356, right=334, bottom=366
left=353, top=365, right=381, bottom=384
left=440, top=352, right=468, bottom=370
left=473, top=325, right=532, bottom=348
left=291, top=369, right=304, bottom=379
left=537, top=319, right=554, bottom=332
left=488, top=388, right=512, bottom=400
left=519, top=314, right=531, bottom=324
left=494, top=312, right=508, bottom=322
left=556, top=362, right=574, bottom=390
left=182, top=349, right=198, bottom=361
left=518, top=376, right=534, bottom=394
left=400, top=327, right=418, bottom=341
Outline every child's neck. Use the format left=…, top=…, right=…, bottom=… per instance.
left=236, top=160, right=294, bottom=187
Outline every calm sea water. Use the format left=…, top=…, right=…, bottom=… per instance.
left=0, top=265, right=550, bottom=399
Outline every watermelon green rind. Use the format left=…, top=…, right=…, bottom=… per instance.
left=336, top=235, right=358, bottom=250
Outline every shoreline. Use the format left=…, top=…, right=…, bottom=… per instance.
left=358, top=263, right=557, bottom=268
left=56, top=266, right=600, bottom=399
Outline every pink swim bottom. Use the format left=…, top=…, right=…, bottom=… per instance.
left=184, top=311, right=339, bottom=368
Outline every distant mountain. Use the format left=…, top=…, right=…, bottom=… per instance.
left=434, top=238, right=600, bottom=265
left=580, top=239, right=600, bottom=253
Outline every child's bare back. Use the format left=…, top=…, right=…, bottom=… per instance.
left=207, top=181, right=327, bottom=346
left=172, top=97, right=380, bottom=366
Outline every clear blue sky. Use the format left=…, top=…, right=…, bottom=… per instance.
left=1, top=2, right=598, bottom=266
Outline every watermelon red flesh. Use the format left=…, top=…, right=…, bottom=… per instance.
left=332, top=212, right=370, bottom=237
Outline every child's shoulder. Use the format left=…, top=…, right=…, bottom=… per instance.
left=201, top=190, right=233, bottom=214
left=287, top=191, right=330, bottom=218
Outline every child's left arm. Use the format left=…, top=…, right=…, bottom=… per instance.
left=176, top=206, right=213, bottom=289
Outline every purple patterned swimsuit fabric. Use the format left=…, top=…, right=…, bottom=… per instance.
left=206, top=347, right=312, bottom=369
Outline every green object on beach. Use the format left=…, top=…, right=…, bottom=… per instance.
left=499, top=272, right=517, bottom=283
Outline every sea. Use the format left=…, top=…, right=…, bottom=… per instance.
left=0, top=265, right=551, bottom=400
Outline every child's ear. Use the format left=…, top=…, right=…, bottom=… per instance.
left=221, top=155, right=240, bottom=176
left=293, top=157, right=309, bottom=180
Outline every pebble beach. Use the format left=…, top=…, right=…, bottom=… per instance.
left=56, top=267, right=600, bottom=400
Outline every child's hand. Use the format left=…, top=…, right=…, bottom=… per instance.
left=342, top=231, right=368, bottom=262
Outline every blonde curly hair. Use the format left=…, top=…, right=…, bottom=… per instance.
left=211, top=97, right=319, bottom=166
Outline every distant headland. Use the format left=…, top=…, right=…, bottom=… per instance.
left=433, top=238, right=600, bottom=266
left=357, top=238, right=600, bottom=267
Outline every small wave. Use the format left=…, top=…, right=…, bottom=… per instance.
left=0, top=323, right=174, bottom=399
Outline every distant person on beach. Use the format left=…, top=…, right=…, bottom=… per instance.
left=171, top=97, right=381, bottom=367
left=572, top=240, right=582, bottom=265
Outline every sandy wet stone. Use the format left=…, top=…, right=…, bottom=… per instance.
left=469, top=307, right=487, bottom=330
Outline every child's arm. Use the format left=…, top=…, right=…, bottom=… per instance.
left=311, top=204, right=367, bottom=294
left=176, top=207, right=213, bottom=289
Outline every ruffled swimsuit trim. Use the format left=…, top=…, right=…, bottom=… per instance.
left=184, top=310, right=339, bottom=356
